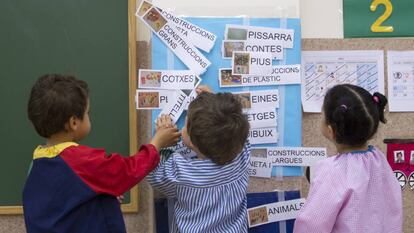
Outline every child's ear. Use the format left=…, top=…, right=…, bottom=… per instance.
left=65, top=116, right=79, bottom=132
left=326, top=124, right=335, bottom=141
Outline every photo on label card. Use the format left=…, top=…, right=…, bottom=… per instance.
left=138, top=92, right=160, bottom=108
left=137, top=1, right=153, bottom=16
left=227, top=27, right=248, bottom=40
left=143, top=7, right=167, bottom=32
left=220, top=69, right=242, bottom=86
left=233, top=52, right=250, bottom=75
left=251, top=148, right=268, bottom=158
left=223, top=41, right=245, bottom=58
left=248, top=206, right=268, bottom=226
left=410, top=151, right=414, bottom=164
left=234, top=92, right=251, bottom=108
left=394, top=150, right=405, bottom=163
left=139, top=71, right=161, bottom=88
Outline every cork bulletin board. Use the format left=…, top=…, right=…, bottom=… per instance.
left=302, top=38, right=414, bottom=232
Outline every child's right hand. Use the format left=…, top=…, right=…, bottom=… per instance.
left=196, top=85, right=213, bottom=94
left=150, top=115, right=181, bottom=151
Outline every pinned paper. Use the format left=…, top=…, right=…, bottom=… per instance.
left=219, top=65, right=301, bottom=87
left=158, top=90, right=188, bottom=123
left=247, top=198, right=305, bottom=228
left=248, top=127, right=278, bottom=145
left=225, top=24, right=294, bottom=49
left=244, top=107, right=277, bottom=129
left=248, top=156, right=273, bottom=178
left=232, top=51, right=273, bottom=76
left=136, top=90, right=175, bottom=109
left=168, top=140, right=197, bottom=159
left=136, top=4, right=211, bottom=75
left=254, top=147, right=327, bottom=166
left=233, top=89, right=279, bottom=109
left=138, top=69, right=200, bottom=90
left=222, top=40, right=283, bottom=60
left=159, top=10, right=216, bottom=52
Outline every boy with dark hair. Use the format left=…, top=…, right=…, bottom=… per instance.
left=147, top=86, right=251, bottom=233
left=24, top=74, right=180, bottom=233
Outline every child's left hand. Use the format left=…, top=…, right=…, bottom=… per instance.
left=156, top=114, right=174, bottom=131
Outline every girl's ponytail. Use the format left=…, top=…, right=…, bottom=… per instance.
left=372, top=92, right=388, bottom=123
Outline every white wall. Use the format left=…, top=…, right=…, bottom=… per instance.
left=136, top=0, right=344, bottom=41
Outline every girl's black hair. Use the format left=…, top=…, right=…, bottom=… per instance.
left=323, top=84, right=387, bottom=147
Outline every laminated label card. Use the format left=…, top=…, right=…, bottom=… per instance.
left=225, top=24, right=294, bottom=49
left=138, top=69, right=200, bottom=90
left=136, top=90, right=175, bottom=109
left=248, top=156, right=273, bottom=178
left=244, top=107, right=277, bottom=129
left=248, top=127, right=278, bottom=145
left=222, top=40, right=283, bottom=60
left=232, top=51, right=273, bottom=76
left=136, top=2, right=211, bottom=75
left=233, top=89, right=279, bottom=109
left=247, top=198, right=305, bottom=228
left=219, top=65, right=301, bottom=87
left=251, top=147, right=327, bottom=166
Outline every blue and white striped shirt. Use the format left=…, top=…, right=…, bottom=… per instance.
left=147, top=143, right=251, bottom=233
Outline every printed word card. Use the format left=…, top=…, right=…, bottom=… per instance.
left=138, top=69, right=200, bottom=90
left=248, top=198, right=305, bottom=228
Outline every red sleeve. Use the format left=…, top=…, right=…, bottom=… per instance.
left=60, top=144, right=160, bottom=196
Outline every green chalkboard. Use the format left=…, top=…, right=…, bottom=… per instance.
left=0, top=0, right=136, bottom=214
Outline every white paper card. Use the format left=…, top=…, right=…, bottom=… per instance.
left=136, top=90, right=176, bottom=109
left=222, top=40, right=283, bottom=60
left=387, top=51, right=414, bottom=112
left=159, top=10, right=216, bottom=52
left=247, top=198, right=306, bottom=228
left=248, top=156, right=273, bottom=178
left=244, top=107, right=277, bottom=129
left=265, top=147, right=327, bottom=166
left=138, top=69, right=200, bottom=90
left=302, top=50, right=385, bottom=112
left=248, top=127, right=278, bottom=145
left=158, top=90, right=188, bottom=123
left=219, top=65, right=301, bottom=87
left=232, top=51, right=273, bottom=76
left=233, top=89, right=279, bottom=109
left=225, top=24, right=294, bottom=49
left=136, top=5, right=210, bottom=75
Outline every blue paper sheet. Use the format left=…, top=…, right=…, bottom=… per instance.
left=151, top=17, right=302, bottom=176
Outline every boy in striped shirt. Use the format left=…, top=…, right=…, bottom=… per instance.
left=147, top=87, right=251, bottom=233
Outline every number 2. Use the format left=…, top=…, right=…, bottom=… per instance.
left=370, top=0, right=394, bottom=33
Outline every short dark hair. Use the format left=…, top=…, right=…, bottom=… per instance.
left=323, top=84, right=387, bottom=146
left=28, top=74, right=89, bottom=138
left=187, top=92, right=249, bottom=165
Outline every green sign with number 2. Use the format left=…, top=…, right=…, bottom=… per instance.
left=344, top=0, right=414, bottom=37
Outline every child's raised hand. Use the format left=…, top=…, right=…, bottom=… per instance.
left=196, top=85, right=213, bottom=94
left=151, top=115, right=180, bottom=150
left=155, top=114, right=173, bottom=131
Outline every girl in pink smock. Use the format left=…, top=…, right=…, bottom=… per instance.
left=294, top=84, right=402, bottom=233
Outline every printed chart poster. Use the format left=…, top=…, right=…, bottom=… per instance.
left=302, top=51, right=385, bottom=113
left=152, top=17, right=303, bottom=177
left=387, top=51, right=414, bottom=112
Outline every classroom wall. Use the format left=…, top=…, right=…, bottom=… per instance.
left=2, top=1, right=413, bottom=233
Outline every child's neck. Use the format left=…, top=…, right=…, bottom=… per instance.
left=46, top=132, right=75, bottom=147
left=336, top=143, right=369, bottom=154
